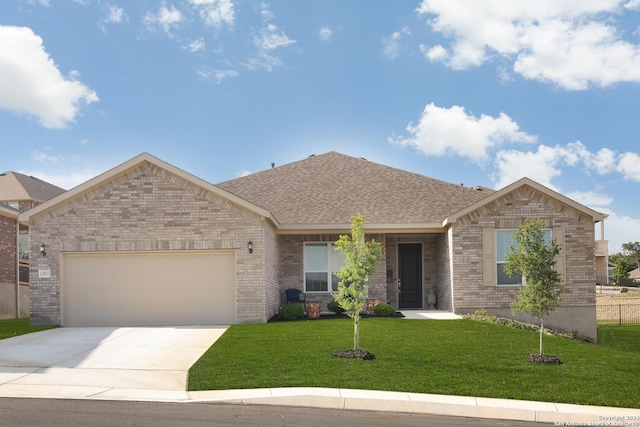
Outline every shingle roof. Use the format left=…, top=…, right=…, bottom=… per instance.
left=217, top=151, right=494, bottom=226
left=0, top=171, right=66, bottom=203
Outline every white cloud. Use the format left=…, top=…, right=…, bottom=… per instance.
left=0, top=26, right=99, bottom=129
left=259, top=2, right=274, bottom=23
left=246, top=5, right=296, bottom=72
left=566, top=190, right=613, bottom=208
left=21, top=169, right=99, bottom=190
left=319, top=27, right=332, bottom=42
left=189, top=0, right=235, bottom=29
left=382, top=31, right=403, bottom=60
left=416, top=0, right=640, bottom=89
left=105, top=5, right=126, bottom=24
left=420, top=44, right=448, bottom=62
left=143, top=3, right=183, bottom=35
left=184, top=38, right=206, bottom=52
left=625, top=0, right=640, bottom=10
left=382, top=27, right=411, bottom=60
left=584, top=147, right=618, bottom=175
left=391, top=103, right=536, bottom=162
left=493, top=145, right=564, bottom=190
left=617, top=152, right=640, bottom=181
left=595, top=209, right=640, bottom=253
left=31, top=150, right=62, bottom=164
left=197, top=68, right=239, bottom=83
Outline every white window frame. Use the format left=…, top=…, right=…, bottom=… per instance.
left=496, top=228, right=552, bottom=287
left=303, top=242, right=345, bottom=293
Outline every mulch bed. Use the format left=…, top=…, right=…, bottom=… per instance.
left=526, top=354, right=563, bottom=365
left=268, top=312, right=404, bottom=322
left=333, top=349, right=375, bottom=360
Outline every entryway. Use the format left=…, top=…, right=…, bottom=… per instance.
left=398, top=243, right=422, bottom=309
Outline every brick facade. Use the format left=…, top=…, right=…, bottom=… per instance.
left=21, top=154, right=600, bottom=341
left=28, top=162, right=273, bottom=325
left=449, top=185, right=597, bottom=340
left=278, top=233, right=387, bottom=313
left=0, top=213, right=16, bottom=285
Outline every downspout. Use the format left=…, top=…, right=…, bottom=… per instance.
left=15, top=221, right=20, bottom=318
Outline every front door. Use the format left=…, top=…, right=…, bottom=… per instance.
left=398, top=243, right=422, bottom=309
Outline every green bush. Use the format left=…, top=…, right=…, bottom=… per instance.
left=280, top=303, right=305, bottom=320
left=327, top=300, right=345, bottom=314
left=373, top=303, right=396, bottom=317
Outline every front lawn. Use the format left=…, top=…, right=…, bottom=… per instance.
left=189, top=318, right=640, bottom=409
left=0, top=318, right=56, bottom=340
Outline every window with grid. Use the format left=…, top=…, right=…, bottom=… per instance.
left=304, top=242, right=345, bottom=292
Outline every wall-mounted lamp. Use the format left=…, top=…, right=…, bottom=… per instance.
left=247, top=241, right=253, bottom=254
left=39, top=243, right=46, bottom=257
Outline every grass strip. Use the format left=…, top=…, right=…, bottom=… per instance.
left=189, top=318, right=640, bottom=408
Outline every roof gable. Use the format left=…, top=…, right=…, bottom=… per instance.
left=19, top=153, right=276, bottom=224
left=0, top=171, right=65, bottom=203
left=445, top=177, right=607, bottom=225
left=218, top=151, right=494, bottom=228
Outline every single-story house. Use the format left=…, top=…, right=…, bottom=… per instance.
left=19, top=152, right=607, bottom=341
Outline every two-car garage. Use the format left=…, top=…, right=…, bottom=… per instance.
left=61, top=251, right=235, bottom=327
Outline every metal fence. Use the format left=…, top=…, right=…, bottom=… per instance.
left=597, top=304, right=640, bottom=326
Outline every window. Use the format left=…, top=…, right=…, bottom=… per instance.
left=304, top=242, right=345, bottom=292
left=496, top=229, right=551, bottom=286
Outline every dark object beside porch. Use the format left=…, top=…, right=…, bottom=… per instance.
left=285, top=288, right=306, bottom=305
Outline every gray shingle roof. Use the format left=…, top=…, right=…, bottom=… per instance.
left=0, top=171, right=66, bottom=203
left=217, top=152, right=494, bottom=225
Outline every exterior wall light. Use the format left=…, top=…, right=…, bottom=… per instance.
left=40, top=244, right=46, bottom=257
left=248, top=241, right=253, bottom=254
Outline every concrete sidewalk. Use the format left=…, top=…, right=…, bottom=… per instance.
left=0, top=326, right=639, bottom=424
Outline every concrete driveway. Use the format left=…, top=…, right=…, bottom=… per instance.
left=0, top=326, right=227, bottom=401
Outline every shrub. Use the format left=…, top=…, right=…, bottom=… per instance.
left=327, top=300, right=345, bottom=314
left=373, top=303, right=396, bottom=317
left=280, top=303, right=304, bottom=320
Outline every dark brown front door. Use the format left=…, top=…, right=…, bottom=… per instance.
left=398, top=243, right=422, bottom=309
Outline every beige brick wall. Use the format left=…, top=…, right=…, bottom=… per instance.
left=28, top=162, right=271, bottom=325
left=449, top=185, right=597, bottom=339
left=278, top=233, right=387, bottom=312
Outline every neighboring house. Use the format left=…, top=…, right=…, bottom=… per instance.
left=0, top=172, right=66, bottom=318
left=0, top=203, right=20, bottom=319
left=19, top=152, right=607, bottom=341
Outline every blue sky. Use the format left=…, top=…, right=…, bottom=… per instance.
left=1, top=1, right=640, bottom=253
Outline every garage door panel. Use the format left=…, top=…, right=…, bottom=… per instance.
left=62, top=251, right=235, bottom=326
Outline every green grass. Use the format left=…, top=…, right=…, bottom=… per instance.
left=0, top=318, right=56, bottom=340
left=189, top=318, right=640, bottom=408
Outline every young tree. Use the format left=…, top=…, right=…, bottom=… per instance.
left=334, top=214, right=382, bottom=352
left=504, top=219, right=563, bottom=356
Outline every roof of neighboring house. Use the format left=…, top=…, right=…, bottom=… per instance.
left=0, top=171, right=66, bottom=203
left=0, top=203, right=18, bottom=220
left=217, top=151, right=494, bottom=227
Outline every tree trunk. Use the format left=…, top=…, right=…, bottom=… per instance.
left=539, top=318, right=544, bottom=356
left=353, top=315, right=359, bottom=350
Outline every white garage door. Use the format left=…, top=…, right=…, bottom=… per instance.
left=62, top=251, right=235, bottom=326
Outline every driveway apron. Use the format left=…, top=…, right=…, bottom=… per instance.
left=0, top=326, right=227, bottom=400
